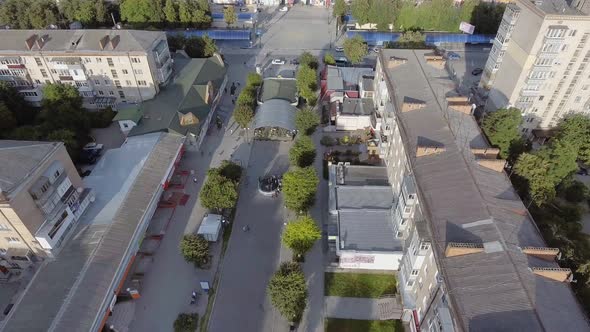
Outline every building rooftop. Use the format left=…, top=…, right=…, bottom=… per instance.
left=258, top=78, right=298, bottom=104
left=341, top=98, right=374, bottom=116
left=338, top=209, right=401, bottom=251
left=336, top=186, right=393, bottom=210
left=128, top=54, right=226, bottom=137
left=252, top=99, right=298, bottom=132
left=1, top=133, right=184, bottom=332
left=379, top=49, right=589, bottom=331
left=113, top=104, right=143, bottom=124
left=528, top=0, right=585, bottom=15
left=337, top=164, right=389, bottom=186
left=0, top=140, right=60, bottom=196
left=0, top=29, right=166, bottom=54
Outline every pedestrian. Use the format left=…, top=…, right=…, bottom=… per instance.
left=232, top=98, right=235, bottom=105
left=193, top=177, right=197, bottom=183
left=243, top=225, right=250, bottom=232
left=224, top=87, right=227, bottom=94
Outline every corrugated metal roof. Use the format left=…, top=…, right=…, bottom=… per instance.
left=338, top=209, right=402, bottom=251
left=379, top=49, right=589, bottom=331
left=252, top=99, right=297, bottom=131
left=336, top=186, right=393, bottom=210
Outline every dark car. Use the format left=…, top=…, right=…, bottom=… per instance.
left=290, top=58, right=299, bottom=65
left=471, top=68, right=483, bottom=76
left=79, top=149, right=100, bottom=164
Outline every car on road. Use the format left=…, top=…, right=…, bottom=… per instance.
left=240, top=7, right=249, bottom=12
left=334, top=46, right=344, bottom=52
left=272, top=58, right=286, bottom=65
left=83, top=142, right=104, bottom=151
left=471, top=68, right=483, bottom=76
left=279, top=6, right=288, bottom=11
left=290, top=58, right=299, bottom=65
left=447, top=52, right=461, bottom=60
left=79, top=149, right=100, bottom=164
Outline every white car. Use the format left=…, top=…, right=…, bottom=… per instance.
left=279, top=6, right=288, bottom=12
left=335, top=46, right=344, bottom=52
left=272, top=58, right=286, bottom=65
left=83, top=142, right=104, bottom=151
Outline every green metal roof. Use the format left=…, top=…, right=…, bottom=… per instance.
left=113, top=105, right=143, bottom=124
left=128, top=55, right=226, bottom=137
left=259, top=78, right=298, bottom=104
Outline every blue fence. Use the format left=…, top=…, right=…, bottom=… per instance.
left=345, top=31, right=495, bottom=46
left=168, top=29, right=251, bottom=40
left=211, top=12, right=255, bottom=20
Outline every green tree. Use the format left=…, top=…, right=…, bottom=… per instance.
left=47, top=129, right=78, bottom=156
left=212, top=160, right=242, bottom=183
left=324, top=53, right=336, bottom=65
left=299, top=52, right=319, bottom=70
left=295, top=108, right=320, bottom=135
left=333, top=0, right=347, bottom=21
left=0, top=82, right=35, bottom=125
left=481, top=108, right=522, bottom=159
left=120, top=0, right=163, bottom=24
left=173, top=313, right=199, bottom=332
left=236, top=85, right=258, bottom=108
left=370, top=0, right=397, bottom=31
left=282, top=216, right=321, bottom=256
left=268, top=262, right=307, bottom=322
left=200, top=173, right=238, bottom=211
left=178, top=0, right=194, bottom=24
left=470, top=2, right=505, bottom=34
left=223, top=5, right=237, bottom=27
left=167, top=34, right=187, bottom=50
left=201, top=35, right=217, bottom=56
left=343, top=35, right=367, bottom=64
left=563, top=181, right=589, bottom=203
left=0, top=102, right=17, bottom=134
left=164, top=0, right=178, bottom=23
left=538, top=139, right=579, bottom=183
left=350, top=0, right=371, bottom=25
left=558, top=114, right=590, bottom=164
left=9, top=125, right=43, bottom=141
left=514, top=153, right=555, bottom=205
left=76, top=0, right=97, bottom=25
left=234, top=103, right=254, bottom=129
left=42, top=83, right=83, bottom=109
left=28, top=0, right=59, bottom=28
left=296, top=65, right=317, bottom=104
left=0, top=0, right=31, bottom=29
left=283, top=167, right=319, bottom=212
left=289, top=136, right=316, bottom=167
left=180, top=234, right=210, bottom=268
left=246, top=72, right=263, bottom=87
left=95, top=0, right=108, bottom=24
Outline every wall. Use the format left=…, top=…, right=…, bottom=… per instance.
left=338, top=250, right=403, bottom=270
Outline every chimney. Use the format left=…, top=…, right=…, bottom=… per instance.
left=532, top=267, right=572, bottom=282
left=109, top=35, right=120, bottom=50
left=448, top=102, right=473, bottom=114
left=416, top=145, right=446, bottom=157
left=402, top=98, right=426, bottom=113
left=476, top=159, right=505, bottom=172
left=424, top=54, right=446, bottom=69
left=25, top=34, right=38, bottom=50
left=522, top=247, right=560, bottom=261
left=99, top=35, right=109, bottom=50
left=445, top=242, right=484, bottom=257
left=446, top=96, right=469, bottom=103
left=387, top=56, right=407, bottom=69
left=471, top=147, right=500, bottom=159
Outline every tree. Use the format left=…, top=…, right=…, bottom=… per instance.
left=350, top=0, right=371, bottom=25
left=563, top=181, right=589, bottom=203
left=236, top=85, right=258, bottom=108
left=299, top=52, right=319, bottom=70
left=470, top=3, right=505, bottom=34
left=234, top=103, right=254, bottom=129
left=47, top=129, right=78, bottom=156
left=268, top=262, right=307, bottom=322
left=514, top=153, right=555, bottom=206
left=246, top=72, right=263, bottom=87
left=369, top=0, right=397, bottom=31
left=28, top=0, right=59, bottom=28
left=558, top=114, right=590, bottom=164
left=164, top=0, right=178, bottom=23
left=180, top=234, right=210, bottom=268
left=343, top=35, right=368, bottom=64
left=42, top=83, right=83, bottom=109
left=481, top=108, right=522, bottom=159
left=76, top=0, right=97, bottom=25
left=0, top=102, right=17, bottom=134
left=295, top=108, right=320, bottom=135
left=95, top=0, right=108, bottom=24
left=223, top=5, right=237, bottom=27
left=289, top=136, right=316, bottom=167
left=200, top=173, right=238, bottom=211
left=282, top=216, right=321, bottom=257
left=324, top=53, right=336, bottom=65
left=0, top=0, right=30, bottom=29
left=120, top=0, right=164, bottom=24
left=283, top=167, right=319, bottom=212
left=201, top=35, right=217, bottom=57
left=333, top=0, right=347, bottom=21
left=0, top=82, right=35, bottom=125
left=174, top=313, right=199, bottom=332
left=213, top=160, right=242, bottom=183
left=296, top=65, right=317, bottom=104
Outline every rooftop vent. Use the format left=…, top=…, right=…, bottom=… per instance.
left=387, top=56, right=407, bottom=69
left=522, top=247, right=560, bottom=261
left=402, top=97, right=426, bottom=113
left=99, top=35, right=109, bottom=50
left=532, top=267, right=573, bottom=282
left=471, top=147, right=500, bottom=159
left=416, top=145, right=446, bottom=157
left=445, top=242, right=484, bottom=257
left=476, top=159, right=505, bottom=172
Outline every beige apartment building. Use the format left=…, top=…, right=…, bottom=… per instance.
left=0, top=29, right=173, bottom=109
left=0, top=141, right=93, bottom=273
left=480, top=0, right=590, bottom=133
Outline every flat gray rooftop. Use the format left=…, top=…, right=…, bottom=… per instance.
left=339, top=165, right=389, bottom=186
left=336, top=186, right=393, bottom=210
left=338, top=209, right=402, bottom=251
left=341, top=98, right=374, bottom=116
left=380, top=49, right=589, bottom=331
left=2, top=133, right=184, bottom=332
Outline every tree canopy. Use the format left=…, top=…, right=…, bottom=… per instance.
left=481, top=107, right=522, bottom=159
left=283, top=167, right=319, bottom=212
left=299, top=52, right=319, bottom=70
left=289, top=136, right=316, bottom=168
left=246, top=73, right=263, bottom=87
left=282, top=216, right=321, bottom=256
left=333, top=0, right=347, bottom=20
left=296, top=65, right=318, bottom=105
left=350, top=0, right=371, bottom=26
left=174, top=313, right=199, bottom=332
left=234, top=103, right=254, bottom=129
left=557, top=114, right=590, bottom=164
left=223, top=5, right=237, bottom=26
left=180, top=234, right=210, bottom=268
left=0, top=0, right=59, bottom=29
left=200, top=172, right=238, bottom=211
left=268, top=262, right=307, bottom=322
left=184, top=35, right=218, bottom=58
left=295, top=108, right=321, bottom=135
left=164, top=0, right=178, bottom=23
left=324, top=53, right=336, bottom=65
left=59, top=0, right=108, bottom=25
left=344, top=35, right=368, bottom=64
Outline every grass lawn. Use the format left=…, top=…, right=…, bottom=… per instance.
left=325, top=318, right=402, bottom=332
left=324, top=272, right=397, bottom=298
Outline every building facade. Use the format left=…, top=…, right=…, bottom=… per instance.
left=0, top=30, right=173, bottom=108
left=480, top=0, right=590, bottom=132
left=0, top=141, right=93, bottom=268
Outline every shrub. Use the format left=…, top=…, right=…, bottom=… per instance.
left=320, top=135, right=336, bottom=146
left=289, top=136, right=316, bottom=167
left=180, top=234, right=210, bottom=268
left=246, top=72, right=263, bottom=87
left=324, top=53, right=336, bottom=65
left=295, top=108, right=320, bottom=135
left=174, top=313, right=198, bottom=332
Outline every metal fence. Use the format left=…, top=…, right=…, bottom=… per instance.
left=168, top=29, right=251, bottom=40
left=345, top=30, right=495, bottom=46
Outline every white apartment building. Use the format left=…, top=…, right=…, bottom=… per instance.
left=480, top=0, right=590, bottom=133
left=0, top=30, right=173, bottom=108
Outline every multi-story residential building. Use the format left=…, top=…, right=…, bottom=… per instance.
left=0, top=30, right=173, bottom=108
left=365, top=48, right=589, bottom=331
left=0, top=140, right=93, bottom=266
left=480, top=0, right=590, bottom=133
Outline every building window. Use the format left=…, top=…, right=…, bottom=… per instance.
left=111, top=69, right=118, bottom=78
left=123, top=123, right=129, bottom=128
left=114, top=80, right=121, bottom=88
left=96, top=58, right=102, bottom=63
left=538, top=96, right=544, bottom=101
left=40, top=69, right=48, bottom=78
left=0, top=224, right=10, bottom=231
left=575, top=96, right=582, bottom=103
left=35, top=57, right=42, bottom=66
left=125, top=80, right=132, bottom=86
left=137, top=80, right=147, bottom=86
left=0, top=248, right=6, bottom=255
left=406, top=280, right=415, bottom=287
left=5, top=237, right=20, bottom=243
left=35, top=79, right=41, bottom=84
left=107, top=58, right=114, bottom=67
left=94, top=79, right=100, bottom=85
left=118, top=90, right=125, bottom=98
left=411, top=269, right=419, bottom=276
left=98, top=90, right=104, bottom=95
left=109, top=91, right=114, bottom=96
left=133, top=69, right=143, bottom=75
left=569, top=30, right=577, bottom=37
left=131, top=57, right=141, bottom=63
left=122, top=69, right=128, bottom=75
left=420, top=243, right=430, bottom=251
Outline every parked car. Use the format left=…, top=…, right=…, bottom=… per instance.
left=279, top=6, right=288, bottom=12
left=272, top=58, right=286, bottom=65
left=370, top=47, right=381, bottom=53
left=240, top=7, right=249, bottom=12
left=447, top=52, right=461, bottom=60
left=290, top=58, right=299, bottom=65
left=334, top=46, right=344, bottom=52
left=83, top=142, right=104, bottom=151
left=79, top=149, right=100, bottom=164
left=471, top=68, right=483, bottom=76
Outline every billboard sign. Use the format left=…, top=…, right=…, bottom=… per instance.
left=460, top=22, right=475, bottom=35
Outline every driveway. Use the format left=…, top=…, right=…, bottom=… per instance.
left=208, top=141, right=293, bottom=332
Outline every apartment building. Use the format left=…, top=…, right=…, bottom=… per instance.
left=370, top=49, right=589, bottom=331
left=480, top=0, right=590, bottom=133
left=0, top=29, right=173, bottom=108
left=0, top=141, right=93, bottom=267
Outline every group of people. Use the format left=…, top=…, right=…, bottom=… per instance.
left=225, top=81, right=241, bottom=105
left=270, top=175, right=283, bottom=198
